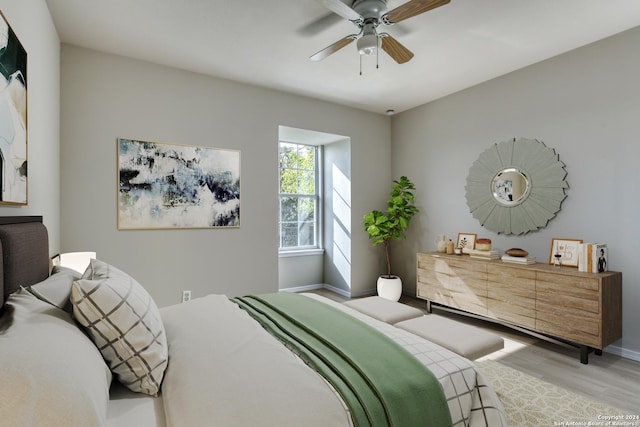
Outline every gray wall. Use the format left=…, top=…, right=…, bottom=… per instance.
left=390, top=26, right=640, bottom=359
left=0, top=0, right=61, bottom=253
left=59, top=45, right=390, bottom=307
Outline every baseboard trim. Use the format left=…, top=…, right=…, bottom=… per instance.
left=605, top=345, right=640, bottom=363
left=320, top=284, right=351, bottom=298
left=280, top=283, right=376, bottom=299
left=280, top=284, right=324, bottom=293
left=322, top=283, right=376, bottom=298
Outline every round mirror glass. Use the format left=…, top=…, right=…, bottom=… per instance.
left=492, top=168, right=530, bottom=206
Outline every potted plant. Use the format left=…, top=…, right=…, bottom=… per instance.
left=363, top=176, right=419, bottom=301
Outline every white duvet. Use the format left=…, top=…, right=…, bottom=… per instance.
left=160, top=294, right=352, bottom=427
left=158, top=293, right=507, bottom=427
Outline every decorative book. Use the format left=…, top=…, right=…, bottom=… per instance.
left=579, top=243, right=608, bottom=273
left=501, top=255, right=536, bottom=264
left=468, top=249, right=500, bottom=260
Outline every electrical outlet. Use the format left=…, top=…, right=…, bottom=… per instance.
left=181, top=290, right=192, bottom=303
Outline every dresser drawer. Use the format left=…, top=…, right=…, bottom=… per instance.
left=536, top=312, right=601, bottom=348
left=417, top=281, right=488, bottom=316
left=420, top=254, right=487, bottom=275
left=536, top=277, right=600, bottom=314
left=486, top=264, right=536, bottom=327
left=417, top=268, right=487, bottom=295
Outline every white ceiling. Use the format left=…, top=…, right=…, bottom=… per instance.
left=45, top=0, right=640, bottom=114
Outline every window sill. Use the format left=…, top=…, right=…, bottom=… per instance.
left=278, top=248, right=325, bottom=258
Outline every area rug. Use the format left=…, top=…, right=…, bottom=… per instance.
left=476, top=359, right=629, bottom=426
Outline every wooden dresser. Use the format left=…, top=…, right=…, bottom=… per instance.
left=416, top=252, right=622, bottom=363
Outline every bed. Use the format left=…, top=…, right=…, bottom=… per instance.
left=0, top=217, right=506, bottom=427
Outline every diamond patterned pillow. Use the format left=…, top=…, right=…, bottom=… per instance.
left=71, top=259, right=168, bottom=396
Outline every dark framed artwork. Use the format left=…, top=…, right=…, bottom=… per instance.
left=0, top=12, right=28, bottom=205
left=117, top=138, right=240, bottom=229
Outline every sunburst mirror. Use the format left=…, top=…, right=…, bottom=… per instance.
left=465, top=138, right=568, bottom=235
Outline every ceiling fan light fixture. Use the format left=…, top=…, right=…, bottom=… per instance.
left=357, top=33, right=378, bottom=56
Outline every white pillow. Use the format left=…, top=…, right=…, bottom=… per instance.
left=0, top=289, right=112, bottom=426
left=71, top=259, right=168, bottom=396
left=24, top=265, right=81, bottom=313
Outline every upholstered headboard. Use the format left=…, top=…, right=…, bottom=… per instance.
left=0, top=216, right=50, bottom=305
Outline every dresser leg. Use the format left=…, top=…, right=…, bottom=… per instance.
left=595, top=349, right=603, bottom=356
left=580, top=346, right=591, bottom=364
left=426, top=300, right=432, bottom=313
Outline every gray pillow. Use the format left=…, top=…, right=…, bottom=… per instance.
left=24, top=265, right=82, bottom=313
left=0, top=289, right=112, bottom=426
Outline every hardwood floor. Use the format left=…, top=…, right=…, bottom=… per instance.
left=310, top=289, right=640, bottom=414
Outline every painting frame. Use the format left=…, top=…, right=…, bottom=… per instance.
left=0, top=11, right=28, bottom=205
left=456, top=232, right=477, bottom=254
left=117, top=138, right=240, bottom=230
left=548, top=238, right=582, bottom=267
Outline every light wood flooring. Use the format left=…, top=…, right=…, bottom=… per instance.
left=310, top=289, right=640, bottom=414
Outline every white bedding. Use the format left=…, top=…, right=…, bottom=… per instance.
left=107, top=382, right=166, bottom=427
left=149, top=293, right=506, bottom=427
left=159, top=294, right=352, bottom=427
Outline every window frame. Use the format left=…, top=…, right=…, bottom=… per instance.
left=278, top=142, right=322, bottom=252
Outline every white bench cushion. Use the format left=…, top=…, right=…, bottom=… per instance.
left=343, top=296, right=424, bottom=324
left=395, top=315, right=504, bottom=360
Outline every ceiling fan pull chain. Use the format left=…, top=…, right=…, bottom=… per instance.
left=360, top=55, right=363, bottom=76
left=376, top=43, right=379, bottom=69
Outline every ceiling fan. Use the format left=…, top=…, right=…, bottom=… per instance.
left=310, top=0, right=451, bottom=69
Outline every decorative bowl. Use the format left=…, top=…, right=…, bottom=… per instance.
left=505, top=248, right=529, bottom=257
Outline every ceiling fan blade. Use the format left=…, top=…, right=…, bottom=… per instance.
left=380, top=34, right=414, bottom=64
left=297, top=12, right=344, bottom=37
left=383, top=0, right=450, bottom=24
left=310, top=35, right=358, bottom=61
left=316, top=0, right=362, bottom=22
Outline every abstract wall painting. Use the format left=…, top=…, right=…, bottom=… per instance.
left=0, top=12, right=28, bottom=205
left=118, top=138, right=240, bottom=229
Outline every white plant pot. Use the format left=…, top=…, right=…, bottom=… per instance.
left=377, top=275, right=402, bottom=301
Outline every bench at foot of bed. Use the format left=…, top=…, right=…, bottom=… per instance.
left=395, top=315, right=504, bottom=360
left=343, top=296, right=424, bottom=324
left=343, top=296, right=504, bottom=360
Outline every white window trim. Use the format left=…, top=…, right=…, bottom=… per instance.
left=278, top=248, right=325, bottom=258
left=278, top=143, right=323, bottom=251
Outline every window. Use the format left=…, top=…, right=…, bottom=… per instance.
left=279, top=142, right=321, bottom=250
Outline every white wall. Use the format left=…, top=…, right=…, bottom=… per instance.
left=323, top=138, right=355, bottom=295
left=59, top=45, right=390, bottom=307
left=391, top=26, right=640, bottom=359
left=0, top=0, right=60, bottom=252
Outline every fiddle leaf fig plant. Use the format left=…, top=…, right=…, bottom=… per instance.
left=363, top=176, right=419, bottom=278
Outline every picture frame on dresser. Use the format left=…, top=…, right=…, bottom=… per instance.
left=456, top=232, right=476, bottom=253
left=548, top=238, right=582, bottom=267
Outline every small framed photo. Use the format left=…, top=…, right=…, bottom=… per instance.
left=549, top=238, right=583, bottom=267
left=457, top=233, right=477, bottom=253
